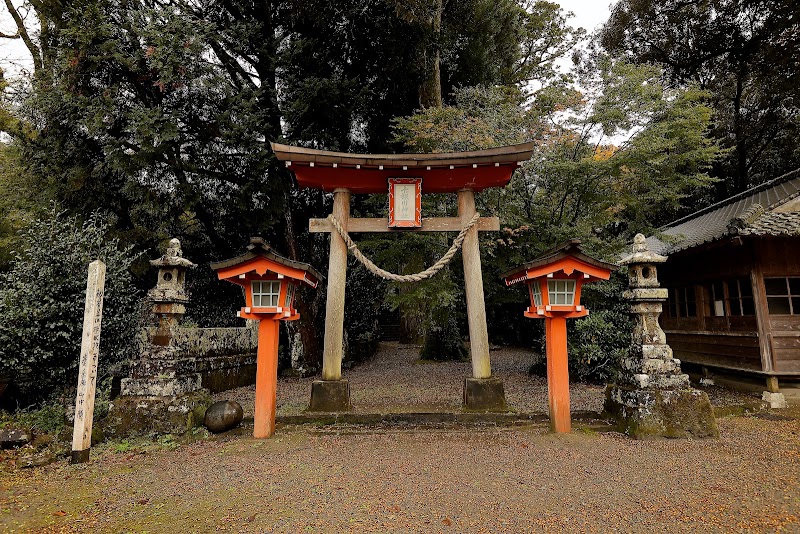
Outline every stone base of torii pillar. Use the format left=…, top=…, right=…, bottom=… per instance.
left=604, top=235, right=718, bottom=439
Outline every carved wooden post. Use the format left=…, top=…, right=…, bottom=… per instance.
left=71, top=260, right=106, bottom=464
left=458, top=189, right=491, bottom=379
left=322, top=188, right=350, bottom=381
left=311, top=188, right=352, bottom=411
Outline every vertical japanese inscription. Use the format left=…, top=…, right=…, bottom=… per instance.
left=395, top=183, right=416, bottom=221
left=71, top=260, right=106, bottom=463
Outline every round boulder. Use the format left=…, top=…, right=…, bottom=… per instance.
left=203, top=400, right=243, bottom=433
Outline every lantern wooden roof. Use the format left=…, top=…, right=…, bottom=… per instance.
left=271, top=141, right=535, bottom=194
left=501, top=239, right=617, bottom=286
left=210, top=238, right=323, bottom=287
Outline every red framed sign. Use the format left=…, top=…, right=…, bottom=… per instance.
left=388, top=178, right=422, bottom=228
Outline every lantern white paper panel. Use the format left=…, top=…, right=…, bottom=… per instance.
left=252, top=280, right=281, bottom=307
left=547, top=279, right=576, bottom=305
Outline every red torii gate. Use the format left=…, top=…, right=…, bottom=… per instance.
left=272, top=142, right=534, bottom=411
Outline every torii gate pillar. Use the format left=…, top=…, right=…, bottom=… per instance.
left=309, top=188, right=353, bottom=412
left=459, top=189, right=505, bottom=409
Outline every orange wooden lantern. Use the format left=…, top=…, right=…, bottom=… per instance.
left=502, top=240, right=615, bottom=433
left=211, top=238, right=322, bottom=438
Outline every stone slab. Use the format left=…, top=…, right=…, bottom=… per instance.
left=463, top=377, right=508, bottom=412
left=104, top=389, right=212, bottom=438
left=308, top=380, right=351, bottom=412
left=0, top=428, right=32, bottom=449
left=762, top=391, right=787, bottom=409
left=604, top=385, right=719, bottom=439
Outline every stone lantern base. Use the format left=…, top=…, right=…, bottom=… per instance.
left=605, top=385, right=718, bottom=439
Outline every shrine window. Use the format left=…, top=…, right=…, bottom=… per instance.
left=726, top=278, right=755, bottom=316
left=252, top=280, right=281, bottom=307
left=667, top=286, right=696, bottom=318
left=529, top=282, right=542, bottom=307
left=765, top=277, right=800, bottom=315
left=284, top=282, right=295, bottom=308
left=547, top=279, right=576, bottom=306
left=704, top=281, right=727, bottom=317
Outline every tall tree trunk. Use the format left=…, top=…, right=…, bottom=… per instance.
left=418, top=0, right=442, bottom=108
left=733, top=70, right=748, bottom=193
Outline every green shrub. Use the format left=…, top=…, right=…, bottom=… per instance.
left=528, top=309, right=631, bottom=384
left=568, top=309, right=632, bottom=383
left=0, top=403, right=66, bottom=435
left=0, top=208, right=142, bottom=406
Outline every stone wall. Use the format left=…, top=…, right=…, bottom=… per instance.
left=131, top=325, right=258, bottom=393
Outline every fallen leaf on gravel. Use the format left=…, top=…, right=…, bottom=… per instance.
left=137, top=499, right=149, bottom=505
left=246, top=514, right=257, bottom=522
left=52, top=510, right=66, bottom=517
left=442, top=517, right=452, bottom=526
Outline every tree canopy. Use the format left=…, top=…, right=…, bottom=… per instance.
left=0, top=0, right=728, bottom=379
left=600, top=0, right=800, bottom=195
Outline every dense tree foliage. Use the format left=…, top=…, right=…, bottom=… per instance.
left=600, top=0, right=800, bottom=195
left=0, top=0, right=731, bottom=392
left=0, top=209, right=141, bottom=406
left=393, top=60, right=720, bottom=347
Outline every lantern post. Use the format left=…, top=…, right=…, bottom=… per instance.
left=502, top=240, right=615, bottom=433
left=211, top=238, right=322, bottom=438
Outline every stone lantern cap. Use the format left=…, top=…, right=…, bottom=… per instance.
left=149, top=238, right=197, bottom=269
left=618, top=234, right=667, bottom=266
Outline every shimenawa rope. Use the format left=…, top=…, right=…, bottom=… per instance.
left=326, top=212, right=480, bottom=282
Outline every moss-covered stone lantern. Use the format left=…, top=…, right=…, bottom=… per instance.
left=148, top=238, right=196, bottom=345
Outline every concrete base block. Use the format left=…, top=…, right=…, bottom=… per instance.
left=463, top=377, right=507, bottom=412
left=762, top=391, right=787, bottom=409
left=605, top=385, right=718, bottom=439
left=308, top=380, right=351, bottom=412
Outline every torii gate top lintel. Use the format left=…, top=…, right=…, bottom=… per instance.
left=271, top=141, right=535, bottom=194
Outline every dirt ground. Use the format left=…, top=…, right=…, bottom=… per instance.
left=2, top=344, right=798, bottom=533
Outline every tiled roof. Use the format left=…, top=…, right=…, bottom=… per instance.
left=740, top=212, right=800, bottom=236
left=647, top=169, right=800, bottom=254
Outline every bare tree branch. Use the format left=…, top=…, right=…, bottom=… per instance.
left=2, top=0, right=41, bottom=71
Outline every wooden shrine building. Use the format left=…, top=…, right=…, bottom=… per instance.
left=648, top=169, right=800, bottom=390
left=272, top=141, right=534, bottom=411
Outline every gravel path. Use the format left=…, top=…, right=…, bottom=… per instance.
left=2, top=413, right=798, bottom=533
left=215, top=342, right=761, bottom=416
left=2, top=343, right=783, bottom=533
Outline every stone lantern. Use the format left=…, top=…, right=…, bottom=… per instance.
left=148, top=238, right=196, bottom=345
left=108, top=238, right=210, bottom=437
left=605, top=234, right=718, bottom=438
